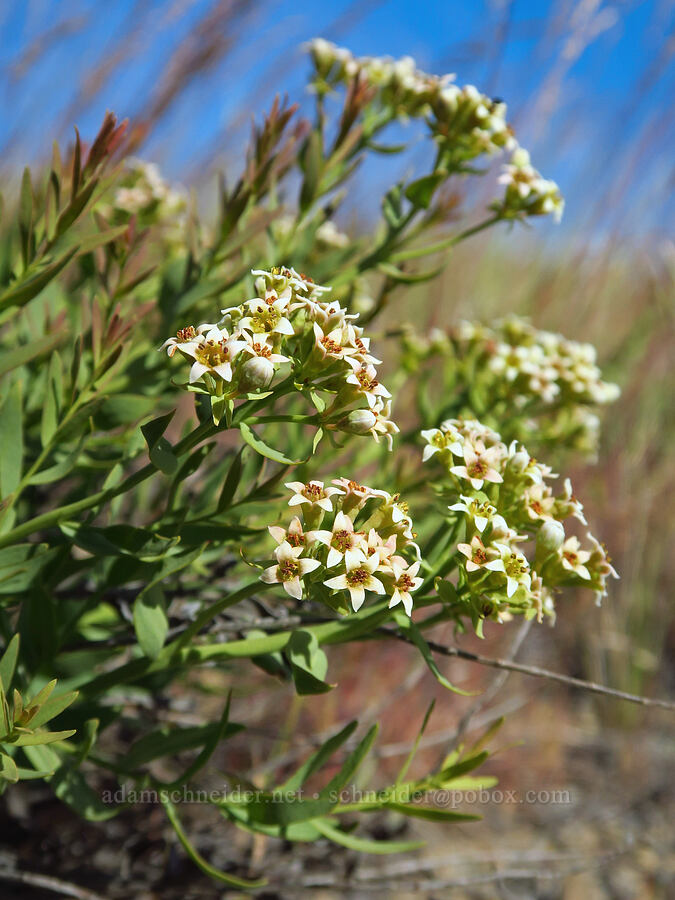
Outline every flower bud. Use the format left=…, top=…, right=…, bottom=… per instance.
left=536, top=519, right=565, bottom=553
left=239, top=356, right=274, bottom=390
left=337, top=409, right=377, bottom=435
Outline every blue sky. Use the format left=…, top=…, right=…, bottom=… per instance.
left=1, top=0, right=673, bottom=242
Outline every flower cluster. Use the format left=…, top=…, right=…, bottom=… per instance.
left=162, top=267, right=398, bottom=446
left=112, top=159, right=187, bottom=221
left=400, top=315, right=619, bottom=453
left=491, top=148, right=564, bottom=223
left=261, top=478, right=421, bottom=615
left=421, top=418, right=617, bottom=625
left=308, top=40, right=513, bottom=161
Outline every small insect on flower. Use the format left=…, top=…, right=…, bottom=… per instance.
left=324, top=554, right=386, bottom=611
left=260, top=541, right=321, bottom=600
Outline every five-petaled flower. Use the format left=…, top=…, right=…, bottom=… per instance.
left=324, top=553, right=386, bottom=611
left=260, top=541, right=321, bottom=599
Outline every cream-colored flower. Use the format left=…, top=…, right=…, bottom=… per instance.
left=324, top=553, right=385, bottom=611
left=450, top=441, right=504, bottom=489
left=387, top=558, right=423, bottom=616
left=180, top=326, right=247, bottom=383
left=260, top=541, right=321, bottom=599
left=457, top=535, right=503, bottom=573
left=312, top=511, right=367, bottom=568
left=285, top=480, right=343, bottom=512
left=449, top=496, right=508, bottom=534
left=344, top=364, right=391, bottom=408
left=560, top=536, right=591, bottom=580
left=268, top=516, right=322, bottom=550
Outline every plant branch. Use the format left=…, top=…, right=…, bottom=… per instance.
left=384, top=628, right=675, bottom=710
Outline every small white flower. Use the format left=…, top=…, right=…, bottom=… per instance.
left=560, top=536, right=592, bottom=580
left=457, top=535, right=504, bottom=574
left=312, top=511, right=367, bottom=568
left=268, top=516, right=322, bottom=550
left=285, top=480, right=343, bottom=512
left=324, top=553, right=385, bottom=611
left=180, top=326, right=247, bottom=383
left=449, top=496, right=508, bottom=533
left=260, top=541, right=321, bottom=600
left=387, top=558, right=423, bottom=616
left=450, top=441, right=504, bottom=489
left=345, top=364, right=391, bottom=408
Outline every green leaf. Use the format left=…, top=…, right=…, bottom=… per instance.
left=163, top=798, right=266, bottom=888
left=161, top=693, right=233, bottom=789
left=314, top=818, right=424, bottom=854
left=378, top=261, right=444, bottom=284
left=0, top=246, right=78, bottom=312
left=141, top=411, right=178, bottom=475
left=216, top=448, right=244, bottom=511
left=133, top=584, right=168, bottom=659
left=51, top=764, right=118, bottom=821
left=19, top=168, right=34, bottom=267
left=286, top=630, right=334, bottom=695
left=0, top=332, right=64, bottom=378
left=40, top=352, right=62, bottom=447
left=382, top=184, right=404, bottom=229
left=0, top=381, right=23, bottom=498
left=12, top=729, right=76, bottom=746
left=384, top=801, right=479, bottom=823
left=404, top=172, right=446, bottom=209
left=125, top=720, right=244, bottom=771
left=0, top=635, right=20, bottom=691
left=300, top=131, right=324, bottom=210
left=281, top=720, right=358, bottom=793
left=239, top=422, right=302, bottom=465
left=393, top=611, right=475, bottom=696
left=28, top=690, right=78, bottom=729
left=0, top=752, right=19, bottom=783
left=395, top=699, right=435, bottom=786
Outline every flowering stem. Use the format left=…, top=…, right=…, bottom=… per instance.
left=390, top=214, right=502, bottom=263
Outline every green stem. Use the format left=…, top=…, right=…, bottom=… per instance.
left=391, top=214, right=502, bottom=263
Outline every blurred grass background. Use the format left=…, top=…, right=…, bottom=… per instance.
left=1, top=0, right=673, bottom=895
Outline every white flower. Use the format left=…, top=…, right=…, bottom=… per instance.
left=449, top=496, right=508, bottom=533
left=450, top=441, right=504, bottom=489
left=324, top=553, right=385, bottom=611
left=494, top=544, right=532, bottom=597
left=312, top=323, right=359, bottom=367
left=285, top=480, right=343, bottom=512
left=239, top=292, right=295, bottom=336
left=387, top=558, right=422, bottom=616
left=316, top=220, right=350, bottom=248
left=260, top=541, right=321, bottom=600
left=560, top=536, right=592, bottom=580
left=268, top=516, right=322, bottom=550
left=457, top=535, right=504, bottom=574
left=345, top=364, right=391, bottom=408
left=161, top=325, right=198, bottom=358
left=180, top=326, right=247, bottom=383
left=312, top=511, right=367, bottom=568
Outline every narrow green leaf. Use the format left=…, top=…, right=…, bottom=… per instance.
left=239, top=422, right=301, bottom=465
left=0, top=635, right=20, bottom=691
left=28, top=689, right=78, bottom=729
left=133, top=584, right=168, bottom=660
left=40, top=352, right=62, bottom=448
left=314, top=818, right=424, bottom=854
left=393, top=611, right=475, bottom=696
left=19, top=168, right=34, bottom=267
left=0, top=752, right=19, bottom=783
left=12, top=729, right=76, bottom=746
left=0, top=382, right=23, bottom=498
left=281, top=720, right=358, bottom=793
left=141, top=411, right=178, bottom=475
left=286, top=630, right=334, bottom=695
left=404, top=172, right=446, bottom=209
left=125, top=720, right=244, bottom=771
left=384, top=801, right=479, bottom=823
left=395, top=699, right=435, bottom=786
left=0, top=332, right=64, bottom=379
left=217, top=448, right=244, bottom=511
left=161, top=693, right=232, bottom=789
left=163, top=798, right=266, bottom=888
left=0, top=246, right=78, bottom=312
